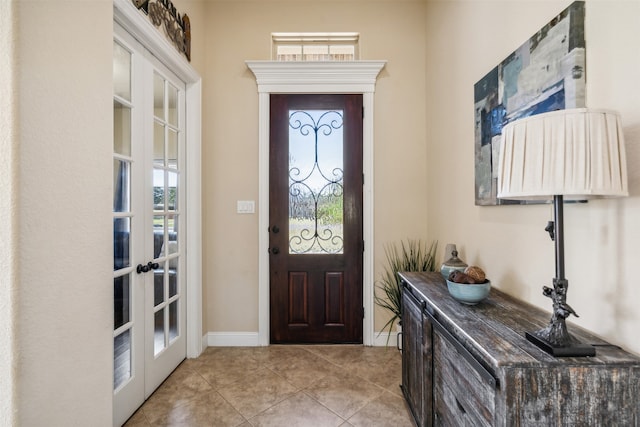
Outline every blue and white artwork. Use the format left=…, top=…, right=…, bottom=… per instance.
left=474, top=1, right=586, bottom=205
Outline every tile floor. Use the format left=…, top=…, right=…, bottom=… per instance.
left=124, top=345, right=414, bottom=427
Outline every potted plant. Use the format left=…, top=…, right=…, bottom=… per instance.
left=374, top=239, right=438, bottom=345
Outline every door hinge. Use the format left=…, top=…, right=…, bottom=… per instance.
left=361, top=307, right=365, bottom=318
left=362, top=106, right=365, bottom=119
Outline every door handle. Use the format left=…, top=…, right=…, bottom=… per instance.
left=136, top=261, right=160, bottom=274
left=271, top=225, right=280, bottom=234
left=270, top=247, right=280, bottom=255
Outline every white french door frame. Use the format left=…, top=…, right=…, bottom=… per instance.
left=246, top=60, right=386, bottom=346
left=114, top=0, right=202, bottom=359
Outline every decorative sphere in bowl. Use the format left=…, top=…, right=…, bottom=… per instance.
left=446, top=279, right=491, bottom=305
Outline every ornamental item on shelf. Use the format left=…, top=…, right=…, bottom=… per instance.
left=440, top=249, right=468, bottom=279
left=133, top=0, right=192, bottom=62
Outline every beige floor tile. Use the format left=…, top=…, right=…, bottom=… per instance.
left=249, top=392, right=344, bottom=427
left=306, top=345, right=367, bottom=366
left=304, top=371, right=386, bottom=419
left=268, top=350, right=343, bottom=389
left=128, top=345, right=411, bottom=427
left=200, top=346, right=262, bottom=363
left=218, top=367, right=297, bottom=418
left=197, top=362, right=261, bottom=390
left=346, top=390, right=415, bottom=427
left=343, top=350, right=402, bottom=394
left=192, top=347, right=262, bottom=373
left=345, top=346, right=399, bottom=364
left=123, top=408, right=151, bottom=426
left=150, top=390, right=247, bottom=427
left=140, top=367, right=213, bottom=424
left=249, top=345, right=315, bottom=368
left=175, top=357, right=202, bottom=372
left=190, top=347, right=263, bottom=390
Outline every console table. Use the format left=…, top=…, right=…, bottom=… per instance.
left=399, top=271, right=640, bottom=427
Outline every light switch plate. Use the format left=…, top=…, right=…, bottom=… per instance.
left=237, top=200, right=255, bottom=214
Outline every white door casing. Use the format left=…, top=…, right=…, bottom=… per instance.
left=246, top=60, right=386, bottom=346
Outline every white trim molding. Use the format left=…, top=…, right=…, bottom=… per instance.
left=247, top=60, right=385, bottom=93
left=246, top=60, right=386, bottom=346
left=114, top=0, right=203, bottom=358
left=205, top=332, right=261, bottom=347
left=374, top=331, right=401, bottom=348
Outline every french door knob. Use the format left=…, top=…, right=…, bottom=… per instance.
left=136, top=261, right=160, bottom=274
left=271, top=247, right=280, bottom=255
left=271, top=225, right=280, bottom=234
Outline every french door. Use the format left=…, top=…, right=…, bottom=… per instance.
left=113, top=24, right=186, bottom=426
left=269, top=94, right=364, bottom=343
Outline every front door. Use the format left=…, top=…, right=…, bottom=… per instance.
left=113, top=24, right=187, bottom=426
left=269, top=94, right=363, bottom=343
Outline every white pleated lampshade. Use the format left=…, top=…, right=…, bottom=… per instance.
left=497, top=108, right=628, bottom=200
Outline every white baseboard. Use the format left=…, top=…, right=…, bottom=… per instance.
left=204, top=332, right=261, bottom=347
left=373, top=331, right=401, bottom=348
left=203, top=331, right=399, bottom=348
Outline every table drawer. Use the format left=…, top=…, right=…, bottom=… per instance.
left=433, top=329, right=495, bottom=426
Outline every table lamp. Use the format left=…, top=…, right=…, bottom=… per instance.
left=497, top=108, right=628, bottom=357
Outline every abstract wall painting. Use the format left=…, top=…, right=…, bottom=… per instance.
left=474, top=1, right=586, bottom=205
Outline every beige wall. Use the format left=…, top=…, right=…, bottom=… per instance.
left=3, top=0, right=114, bottom=424
left=202, top=0, right=430, bottom=334
left=174, top=0, right=206, bottom=77
left=425, top=0, right=640, bottom=355
left=0, top=1, right=17, bottom=423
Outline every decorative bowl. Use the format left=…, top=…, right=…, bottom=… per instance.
left=446, top=279, right=491, bottom=305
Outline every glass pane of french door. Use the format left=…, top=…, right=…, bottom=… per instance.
left=113, top=33, right=147, bottom=427
left=144, top=61, right=186, bottom=400
left=150, top=71, right=182, bottom=357
left=113, top=39, right=135, bottom=393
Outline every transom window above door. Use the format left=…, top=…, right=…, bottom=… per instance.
left=272, top=32, right=359, bottom=61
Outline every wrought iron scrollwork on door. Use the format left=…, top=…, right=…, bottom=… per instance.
left=288, top=110, right=344, bottom=254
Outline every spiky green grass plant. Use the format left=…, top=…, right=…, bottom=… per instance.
left=374, top=239, right=438, bottom=344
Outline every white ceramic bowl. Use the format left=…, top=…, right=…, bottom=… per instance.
left=446, top=279, right=491, bottom=305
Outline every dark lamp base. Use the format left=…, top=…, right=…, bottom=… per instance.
left=526, top=331, right=596, bottom=357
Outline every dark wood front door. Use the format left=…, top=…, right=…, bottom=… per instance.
left=269, top=94, right=363, bottom=343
